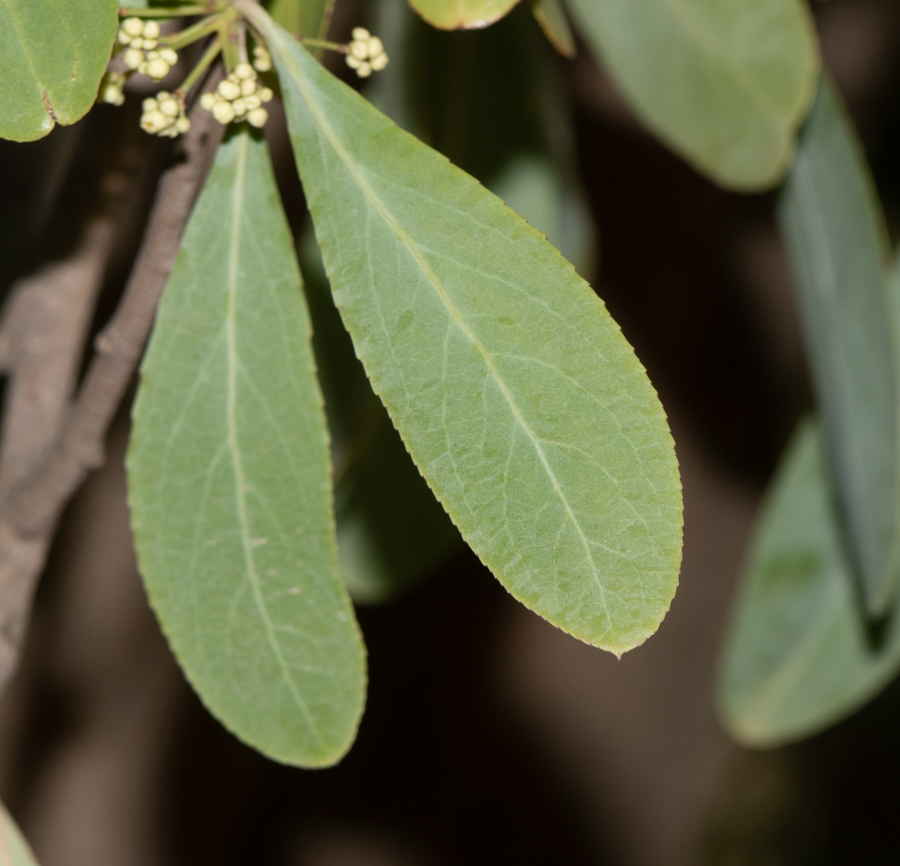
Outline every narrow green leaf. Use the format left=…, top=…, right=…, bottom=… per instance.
left=0, top=0, right=119, bottom=142
left=718, top=421, right=900, bottom=747
left=779, top=77, right=898, bottom=616
left=566, top=0, right=818, bottom=190
left=247, top=9, right=684, bottom=656
left=407, top=0, right=520, bottom=30
left=528, top=0, right=575, bottom=58
left=127, top=129, right=366, bottom=767
left=0, top=804, right=39, bottom=866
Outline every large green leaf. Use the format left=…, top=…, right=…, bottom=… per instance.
left=127, top=129, right=365, bottom=767
left=0, top=804, right=39, bottom=866
left=244, top=7, right=684, bottom=656
left=407, top=0, right=519, bottom=30
left=0, top=0, right=118, bottom=142
left=300, top=228, right=461, bottom=604
left=718, top=421, right=900, bottom=747
left=779, top=78, right=899, bottom=617
left=528, top=0, right=575, bottom=58
left=566, top=0, right=818, bottom=191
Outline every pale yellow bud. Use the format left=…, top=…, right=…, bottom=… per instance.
left=346, top=55, right=361, bottom=70
left=122, top=17, right=144, bottom=37
left=247, top=107, right=268, bottom=128
left=159, top=98, right=179, bottom=117
left=231, top=98, right=247, bottom=117
left=367, top=37, right=384, bottom=57
left=240, top=78, right=257, bottom=96
left=370, top=52, right=388, bottom=71
left=217, top=79, right=241, bottom=101
left=142, top=38, right=158, bottom=50
left=200, top=92, right=216, bottom=111
left=356, top=61, right=372, bottom=78
left=175, top=116, right=191, bottom=133
left=123, top=48, right=143, bottom=70
left=146, top=58, right=170, bottom=80
left=101, top=84, right=125, bottom=106
left=142, top=97, right=159, bottom=112
left=142, top=20, right=160, bottom=39
left=252, top=56, right=272, bottom=72
left=146, top=50, right=160, bottom=60
left=243, top=94, right=261, bottom=110
left=141, top=110, right=170, bottom=134
left=234, top=62, right=255, bottom=80
left=349, top=40, right=368, bottom=60
left=118, top=29, right=132, bottom=45
left=211, top=101, right=235, bottom=124
left=352, top=27, right=370, bottom=41
left=258, top=87, right=273, bottom=103
left=160, top=48, right=178, bottom=65
left=131, top=37, right=144, bottom=49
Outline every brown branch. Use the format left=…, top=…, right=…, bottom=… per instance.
left=0, top=94, right=224, bottom=695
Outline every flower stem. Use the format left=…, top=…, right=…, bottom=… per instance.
left=119, top=5, right=210, bottom=16
left=300, top=37, right=345, bottom=53
left=176, top=35, right=222, bottom=98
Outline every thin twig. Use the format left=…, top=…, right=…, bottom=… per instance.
left=0, top=86, right=224, bottom=696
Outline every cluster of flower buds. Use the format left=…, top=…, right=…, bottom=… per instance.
left=119, top=17, right=178, bottom=80
left=345, top=28, right=388, bottom=78
left=252, top=44, right=272, bottom=73
left=140, top=92, right=191, bottom=137
left=199, top=63, right=273, bottom=128
left=99, top=71, right=127, bottom=106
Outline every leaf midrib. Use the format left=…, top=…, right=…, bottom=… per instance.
left=225, top=131, right=325, bottom=748
left=277, top=37, right=617, bottom=630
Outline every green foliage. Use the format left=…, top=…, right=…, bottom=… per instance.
left=719, top=78, right=900, bottom=745
left=250, top=12, right=684, bottom=656
left=128, top=129, right=365, bottom=767
left=267, top=0, right=332, bottom=41
left=718, top=422, right=900, bottom=747
left=527, top=0, right=575, bottom=58
left=566, top=0, right=819, bottom=190
left=0, top=804, right=39, bottom=866
left=407, top=0, right=519, bottom=30
left=0, top=0, right=118, bottom=141
left=778, top=77, right=899, bottom=617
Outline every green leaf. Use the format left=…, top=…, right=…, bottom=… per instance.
left=246, top=9, right=684, bottom=656
left=407, top=0, right=520, bottom=30
left=0, top=0, right=119, bottom=142
left=0, top=804, right=39, bottom=866
left=528, top=0, right=575, bottom=58
left=566, top=0, right=818, bottom=190
left=127, top=129, right=366, bottom=767
left=267, top=0, right=332, bottom=41
left=779, top=77, right=899, bottom=616
left=300, top=228, right=460, bottom=604
left=718, top=421, right=900, bottom=746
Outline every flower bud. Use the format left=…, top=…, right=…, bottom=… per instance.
left=122, top=17, right=144, bottom=38
left=356, top=61, right=372, bottom=78
left=212, top=101, right=236, bottom=124
left=131, top=37, right=144, bottom=49
left=200, top=92, right=216, bottom=111
left=142, top=20, right=160, bottom=39
left=247, top=107, right=268, bottom=128
left=243, top=94, right=261, bottom=110
left=160, top=48, right=178, bottom=65
left=240, top=78, right=257, bottom=96
left=123, top=48, right=143, bottom=70
left=370, top=52, right=388, bottom=71
left=159, top=98, right=179, bottom=117
left=367, top=37, right=384, bottom=57
left=146, top=58, right=170, bottom=80
left=231, top=98, right=247, bottom=117
left=349, top=40, right=368, bottom=60
left=217, top=79, right=241, bottom=101
left=142, top=97, right=159, bottom=112
left=234, top=62, right=255, bottom=80
left=352, top=27, right=370, bottom=41
left=175, top=116, right=191, bottom=133
left=142, top=38, right=158, bottom=50
left=258, top=87, right=273, bottom=103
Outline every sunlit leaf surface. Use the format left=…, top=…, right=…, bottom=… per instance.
left=247, top=10, right=684, bottom=656
left=407, top=0, right=519, bottom=30
left=128, top=130, right=366, bottom=767
left=0, top=0, right=118, bottom=141
left=566, top=0, right=818, bottom=190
